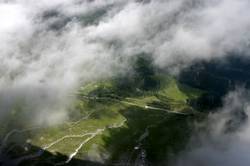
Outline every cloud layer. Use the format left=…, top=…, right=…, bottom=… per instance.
left=172, top=89, right=250, bottom=166
left=1, top=0, right=250, bottom=126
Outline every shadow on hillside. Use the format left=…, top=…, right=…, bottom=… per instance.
left=0, top=144, right=104, bottom=166
left=102, top=105, right=196, bottom=166
left=178, top=55, right=250, bottom=111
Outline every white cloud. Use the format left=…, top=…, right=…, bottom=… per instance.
left=172, top=89, right=250, bottom=166
left=1, top=0, right=250, bottom=126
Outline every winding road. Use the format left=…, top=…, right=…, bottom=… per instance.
left=12, top=120, right=126, bottom=166
left=0, top=93, right=191, bottom=166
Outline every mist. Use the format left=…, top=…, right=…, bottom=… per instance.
left=1, top=0, right=250, bottom=127
left=172, top=89, right=250, bottom=166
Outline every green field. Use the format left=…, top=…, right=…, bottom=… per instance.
left=1, top=75, right=203, bottom=165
